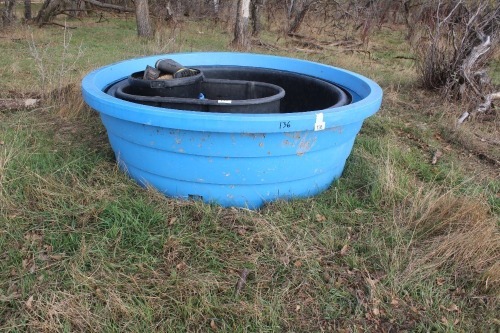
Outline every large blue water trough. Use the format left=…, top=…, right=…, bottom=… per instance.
left=82, top=52, right=383, bottom=209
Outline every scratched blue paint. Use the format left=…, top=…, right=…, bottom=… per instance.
left=82, top=52, right=383, bottom=209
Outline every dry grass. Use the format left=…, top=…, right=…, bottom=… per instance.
left=397, top=188, right=499, bottom=292
left=26, top=291, right=98, bottom=332
left=484, top=262, right=500, bottom=292
left=0, top=128, right=17, bottom=212
left=52, top=83, right=87, bottom=119
left=355, top=138, right=499, bottom=294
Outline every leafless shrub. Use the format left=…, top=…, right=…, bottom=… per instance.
left=28, top=27, right=85, bottom=117
left=31, top=28, right=83, bottom=92
left=408, top=1, right=499, bottom=110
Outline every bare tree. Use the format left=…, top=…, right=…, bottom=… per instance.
left=287, top=0, right=317, bottom=35
left=35, top=0, right=63, bottom=26
left=251, top=0, right=264, bottom=36
left=135, top=0, right=153, bottom=37
left=232, top=0, right=251, bottom=49
left=164, top=0, right=174, bottom=22
left=24, top=0, right=32, bottom=20
left=2, top=0, right=16, bottom=27
left=213, top=0, right=219, bottom=14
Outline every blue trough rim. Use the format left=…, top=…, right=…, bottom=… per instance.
left=82, top=52, right=383, bottom=133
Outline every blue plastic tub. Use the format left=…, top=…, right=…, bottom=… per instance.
left=82, top=52, right=383, bottom=209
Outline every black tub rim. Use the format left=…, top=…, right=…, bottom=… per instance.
left=113, top=78, right=286, bottom=107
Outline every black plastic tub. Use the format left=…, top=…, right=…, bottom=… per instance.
left=106, top=66, right=351, bottom=113
left=113, top=79, right=285, bottom=113
left=127, top=69, right=203, bottom=98
left=196, top=66, right=351, bottom=112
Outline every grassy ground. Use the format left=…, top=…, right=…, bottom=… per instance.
left=1, top=12, right=499, bottom=332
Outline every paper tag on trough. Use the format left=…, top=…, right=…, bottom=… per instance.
left=314, top=113, right=326, bottom=131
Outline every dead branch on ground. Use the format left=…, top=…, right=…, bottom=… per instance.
left=41, top=21, right=77, bottom=29
left=81, top=0, right=133, bottom=12
left=234, top=268, right=250, bottom=296
left=0, top=98, right=40, bottom=111
left=458, top=92, right=500, bottom=124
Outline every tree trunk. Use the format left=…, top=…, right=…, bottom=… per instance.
left=24, top=0, right=32, bottom=20
left=0, top=98, right=39, bottom=111
left=135, top=0, right=153, bottom=37
left=251, top=0, right=263, bottom=36
left=2, top=0, right=16, bottom=27
left=287, top=0, right=314, bottom=35
left=35, top=0, right=63, bottom=26
left=286, top=0, right=295, bottom=20
left=76, top=0, right=87, bottom=17
left=232, top=0, right=251, bottom=49
left=213, top=0, right=219, bottom=14
left=164, top=0, right=175, bottom=23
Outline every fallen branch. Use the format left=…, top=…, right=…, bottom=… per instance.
left=96, top=12, right=108, bottom=23
left=431, top=150, right=443, bottom=165
left=290, top=38, right=324, bottom=50
left=252, top=39, right=282, bottom=52
left=476, top=152, right=500, bottom=166
left=81, top=0, right=134, bottom=12
left=60, top=10, right=85, bottom=21
left=287, top=32, right=307, bottom=39
left=394, top=55, right=416, bottom=61
left=42, top=21, right=77, bottom=29
left=474, top=133, right=500, bottom=146
left=458, top=91, right=500, bottom=124
left=294, top=47, right=323, bottom=54
left=457, top=111, right=469, bottom=124
left=344, top=49, right=371, bottom=58
left=476, top=91, right=500, bottom=113
left=234, top=268, right=250, bottom=296
left=0, top=98, right=39, bottom=111
left=326, top=40, right=360, bottom=48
